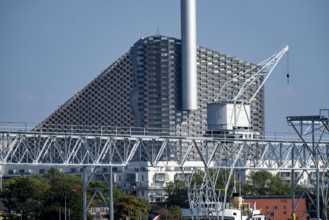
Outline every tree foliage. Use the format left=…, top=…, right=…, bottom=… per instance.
left=150, top=203, right=182, bottom=220
left=1, top=168, right=83, bottom=220
left=1, top=169, right=151, bottom=220
left=88, top=179, right=150, bottom=219
left=165, top=180, right=189, bottom=208
left=165, top=169, right=236, bottom=210
left=1, top=176, right=49, bottom=219
left=114, top=195, right=149, bottom=220
left=164, top=169, right=307, bottom=213
left=242, top=170, right=291, bottom=195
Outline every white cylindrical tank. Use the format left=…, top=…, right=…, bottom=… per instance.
left=181, top=0, right=197, bottom=110
left=207, top=102, right=251, bottom=131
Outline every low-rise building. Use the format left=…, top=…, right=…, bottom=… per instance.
left=243, top=195, right=307, bottom=220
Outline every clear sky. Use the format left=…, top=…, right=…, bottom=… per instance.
left=0, top=0, right=328, bottom=133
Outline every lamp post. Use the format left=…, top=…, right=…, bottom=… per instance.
left=65, top=189, right=76, bottom=220
left=65, top=195, right=67, bottom=220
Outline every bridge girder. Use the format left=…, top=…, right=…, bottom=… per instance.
left=0, top=131, right=328, bottom=170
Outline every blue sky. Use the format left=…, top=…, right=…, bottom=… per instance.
left=0, top=0, right=328, bottom=133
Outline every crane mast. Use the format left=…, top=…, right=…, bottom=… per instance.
left=207, top=45, right=289, bottom=139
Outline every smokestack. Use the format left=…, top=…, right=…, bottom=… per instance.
left=181, top=0, right=197, bottom=110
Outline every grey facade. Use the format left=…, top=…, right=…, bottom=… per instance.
left=38, top=35, right=264, bottom=137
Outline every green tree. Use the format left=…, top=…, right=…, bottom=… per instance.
left=211, top=169, right=235, bottom=195
left=165, top=169, right=236, bottom=210
left=0, top=168, right=83, bottom=220
left=41, top=168, right=83, bottom=220
left=150, top=203, right=182, bottom=220
left=1, top=176, right=49, bottom=220
left=88, top=179, right=148, bottom=219
left=88, top=180, right=123, bottom=203
left=165, top=180, right=189, bottom=208
left=191, top=170, right=204, bottom=186
left=242, top=170, right=291, bottom=195
left=114, top=195, right=149, bottom=220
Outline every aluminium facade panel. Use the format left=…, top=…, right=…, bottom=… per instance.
left=37, top=35, right=264, bottom=137
left=37, top=52, right=134, bottom=132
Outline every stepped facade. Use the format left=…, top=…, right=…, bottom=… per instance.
left=38, top=35, right=264, bottom=137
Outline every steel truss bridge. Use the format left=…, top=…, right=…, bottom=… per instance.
left=0, top=114, right=328, bottom=220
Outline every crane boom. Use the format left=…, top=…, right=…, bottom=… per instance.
left=215, top=44, right=289, bottom=103
left=208, top=45, right=289, bottom=138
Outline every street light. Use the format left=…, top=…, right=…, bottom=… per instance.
left=64, top=189, right=76, bottom=220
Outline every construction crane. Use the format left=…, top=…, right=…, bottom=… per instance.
left=207, top=45, right=289, bottom=139
left=183, top=45, right=290, bottom=220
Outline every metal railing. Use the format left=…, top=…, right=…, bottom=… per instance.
left=0, top=121, right=328, bottom=142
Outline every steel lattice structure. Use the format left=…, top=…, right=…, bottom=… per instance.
left=0, top=131, right=328, bottom=170
left=0, top=128, right=328, bottom=220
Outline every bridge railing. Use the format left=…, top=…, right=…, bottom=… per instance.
left=0, top=122, right=328, bottom=142
left=0, top=122, right=177, bottom=137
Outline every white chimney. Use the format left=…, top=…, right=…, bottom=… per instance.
left=181, top=0, right=197, bottom=110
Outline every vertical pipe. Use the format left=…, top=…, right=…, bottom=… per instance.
left=180, top=140, right=182, bottom=163
left=291, top=145, right=296, bottom=220
left=181, top=0, right=197, bottom=110
left=316, top=168, right=320, bottom=220
left=109, top=166, right=114, bottom=220
left=65, top=196, right=67, bottom=220
left=312, top=121, right=320, bottom=220
left=83, top=166, right=87, bottom=220
left=279, top=143, right=282, bottom=166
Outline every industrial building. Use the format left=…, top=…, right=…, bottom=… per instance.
left=36, top=35, right=264, bottom=138
left=243, top=196, right=307, bottom=220
left=1, top=1, right=327, bottom=220
left=1, top=0, right=271, bottom=207
left=9, top=33, right=261, bottom=200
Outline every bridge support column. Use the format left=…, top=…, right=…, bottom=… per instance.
left=109, top=166, right=114, bottom=220
left=83, top=166, right=88, bottom=220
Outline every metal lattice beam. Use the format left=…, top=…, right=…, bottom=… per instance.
left=1, top=129, right=329, bottom=220
left=1, top=131, right=328, bottom=170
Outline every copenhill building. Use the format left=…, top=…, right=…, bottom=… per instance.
left=37, top=0, right=265, bottom=162
left=30, top=33, right=266, bottom=201
left=37, top=35, right=264, bottom=138
left=14, top=0, right=268, bottom=202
